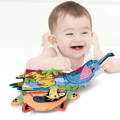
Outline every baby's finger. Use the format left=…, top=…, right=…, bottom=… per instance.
left=100, top=62, right=106, bottom=67
left=100, top=63, right=108, bottom=71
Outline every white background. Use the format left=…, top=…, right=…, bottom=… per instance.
left=0, top=0, right=120, bottom=120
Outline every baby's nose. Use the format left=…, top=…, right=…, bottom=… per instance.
left=74, top=35, right=82, bottom=42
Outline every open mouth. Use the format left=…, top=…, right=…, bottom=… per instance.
left=70, top=45, right=84, bottom=50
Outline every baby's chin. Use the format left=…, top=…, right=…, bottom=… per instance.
left=64, top=51, right=85, bottom=59
left=67, top=48, right=90, bottom=59
left=69, top=54, right=85, bottom=59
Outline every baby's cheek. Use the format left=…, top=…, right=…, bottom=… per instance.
left=86, top=38, right=92, bottom=45
left=84, top=44, right=91, bottom=52
left=57, top=45, right=65, bottom=54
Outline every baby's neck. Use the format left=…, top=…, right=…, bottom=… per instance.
left=70, top=56, right=84, bottom=71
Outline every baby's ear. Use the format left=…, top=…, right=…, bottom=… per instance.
left=48, top=34, right=57, bottom=45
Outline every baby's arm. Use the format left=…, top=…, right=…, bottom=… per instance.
left=26, top=47, right=57, bottom=70
left=26, top=47, right=71, bottom=70
left=101, top=57, right=120, bottom=73
left=26, top=33, right=57, bottom=70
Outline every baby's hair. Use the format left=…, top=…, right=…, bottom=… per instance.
left=48, top=1, right=92, bottom=33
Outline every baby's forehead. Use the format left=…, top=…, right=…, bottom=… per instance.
left=56, top=14, right=91, bottom=29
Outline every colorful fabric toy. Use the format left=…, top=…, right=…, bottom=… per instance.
left=10, top=53, right=114, bottom=112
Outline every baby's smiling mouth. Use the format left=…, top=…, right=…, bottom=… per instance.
left=70, top=45, right=84, bottom=50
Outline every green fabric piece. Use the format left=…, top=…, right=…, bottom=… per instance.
left=24, top=78, right=31, bottom=83
left=24, top=78, right=36, bottom=83
left=66, top=91, right=75, bottom=101
left=42, top=70, right=62, bottom=75
left=16, top=94, right=24, bottom=104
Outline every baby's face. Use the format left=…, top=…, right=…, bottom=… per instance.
left=53, top=14, right=93, bottom=59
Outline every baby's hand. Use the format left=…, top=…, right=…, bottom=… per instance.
left=41, top=32, right=51, bottom=48
left=101, top=57, right=120, bottom=73
left=93, top=55, right=120, bottom=73
left=51, top=56, right=71, bottom=71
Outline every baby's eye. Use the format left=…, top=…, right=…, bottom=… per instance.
left=65, top=33, right=74, bottom=35
left=81, top=32, right=88, bottom=34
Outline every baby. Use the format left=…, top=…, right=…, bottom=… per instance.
left=26, top=1, right=120, bottom=73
